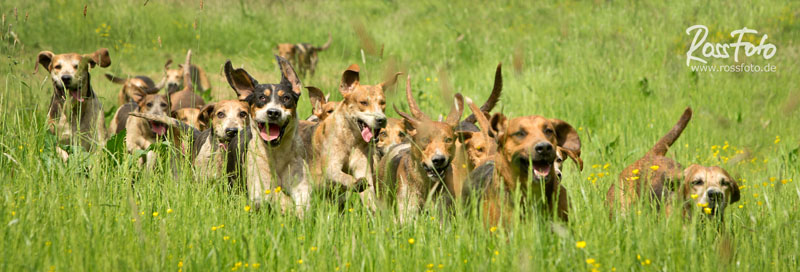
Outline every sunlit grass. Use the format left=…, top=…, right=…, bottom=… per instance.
left=1, top=0, right=799, bottom=271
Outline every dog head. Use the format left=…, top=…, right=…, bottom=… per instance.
left=161, top=59, right=185, bottom=93
left=376, top=118, right=407, bottom=157
left=490, top=114, right=581, bottom=181
left=395, top=76, right=464, bottom=179
left=172, top=108, right=202, bottom=130
left=37, top=48, right=110, bottom=101
left=682, top=165, right=740, bottom=218
left=554, top=146, right=583, bottom=179
left=337, top=64, right=400, bottom=143
left=198, top=100, right=250, bottom=148
left=459, top=99, right=497, bottom=168
left=224, top=56, right=302, bottom=147
left=130, top=88, right=170, bottom=137
left=306, top=86, right=338, bottom=122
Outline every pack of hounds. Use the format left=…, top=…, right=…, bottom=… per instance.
left=36, top=42, right=740, bottom=226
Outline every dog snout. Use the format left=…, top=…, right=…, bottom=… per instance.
left=225, top=128, right=239, bottom=138
left=375, top=117, right=387, bottom=128
left=431, top=155, right=447, bottom=168
left=267, top=109, right=281, bottom=120
left=707, top=190, right=724, bottom=202
left=61, top=75, right=72, bottom=84
left=534, top=142, right=554, bottom=155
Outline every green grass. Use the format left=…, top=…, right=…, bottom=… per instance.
left=2, top=0, right=799, bottom=271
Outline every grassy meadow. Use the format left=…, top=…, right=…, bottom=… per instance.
left=1, top=0, right=800, bottom=270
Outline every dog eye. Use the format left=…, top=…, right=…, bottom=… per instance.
left=513, top=130, right=527, bottom=138
left=160, top=102, right=167, bottom=108
left=259, top=96, right=267, bottom=102
left=379, top=100, right=386, bottom=106
left=444, top=137, right=454, bottom=143
left=73, top=64, right=78, bottom=69
left=146, top=102, right=153, bottom=107
left=238, top=111, right=247, bottom=118
left=476, top=147, right=484, bottom=152
left=360, top=101, right=368, bottom=106
left=398, top=131, right=406, bottom=137
left=217, top=112, right=225, bottom=119
left=282, top=96, right=291, bottom=103
left=327, top=110, right=334, bottom=114
left=692, top=179, right=704, bottom=186
left=544, top=128, right=555, bottom=135
left=55, top=64, right=62, bottom=69
left=721, top=179, right=730, bottom=187
left=379, top=131, right=387, bottom=138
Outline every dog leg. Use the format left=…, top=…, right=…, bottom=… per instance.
left=56, top=146, right=70, bottom=162
left=396, top=179, right=421, bottom=224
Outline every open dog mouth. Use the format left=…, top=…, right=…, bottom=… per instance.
left=68, top=89, right=84, bottom=102
left=422, top=162, right=450, bottom=179
left=149, top=121, right=167, bottom=136
left=516, top=156, right=553, bottom=179
left=357, top=120, right=381, bottom=143
left=257, top=121, right=286, bottom=146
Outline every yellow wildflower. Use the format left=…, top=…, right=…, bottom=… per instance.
left=167, top=208, right=173, bottom=214
left=576, top=241, right=586, bottom=248
left=586, top=258, right=595, bottom=264
left=490, top=226, right=497, bottom=233
left=244, top=205, right=251, bottom=212
left=275, top=186, right=282, bottom=193
left=152, top=212, right=158, bottom=217
left=408, top=238, right=415, bottom=245
left=703, top=208, right=712, bottom=214
left=650, top=165, right=659, bottom=170
left=632, top=169, right=639, bottom=174
left=690, top=194, right=698, bottom=199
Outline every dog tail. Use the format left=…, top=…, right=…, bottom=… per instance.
left=105, top=73, right=127, bottom=84
left=181, top=50, right=193, bottom=93
left=317, top=33, right=332, bottom=51
left=405, top=75, right=428, bottom=120
left=648, top=107, right=692, bottom=156
left=463, top=63, right=502, bottom=124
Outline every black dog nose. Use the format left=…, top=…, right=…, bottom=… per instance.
left=61, top=75, right=72, bottom=83
left=534, top=142, right=553, bottom=155
left=376, top=117, right=387, bottom=128
left=431, top=155, right=447, bottom=168
left=225, top=128, right=238, bottom=138
left=707, top=190, right=724, bottom=201
left=267, top=109, right=281, bottom=119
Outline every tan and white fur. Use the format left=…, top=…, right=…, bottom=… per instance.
left=223, top=56, right=312, bottom=217
left=36, top=48, right=111, bottom=161
left=307, top=64, right=400, bottom=210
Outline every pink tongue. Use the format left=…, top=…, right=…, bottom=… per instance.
left=268, top=124, right=280, bottom=141
left=218, top=143, right=228, bottom=151
left=361, top=126, right=373, bottom=142
left=70, top=91, right=84, bottom=102
left=533, top=164, right=551, bottom=177
left=151, top=122, right=166, bottom=135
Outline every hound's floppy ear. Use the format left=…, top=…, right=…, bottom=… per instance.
left=378, top=72, right=403, bottom=91
left=550, top=118, right=581, bottom=157
left=445, top=93, right=465, bottom=127
left=276, top=55, right=302, bottom=95
left=129, top=88, right=147, bottom=104
left=723, top=169, right=740, bottom=204
left=36, top=51, right=54, bottom=73
left=557, top=146, right=584, bottom=171
left=395, top=105, right=419, bottom=137
left=87, top=48, right=111, bottom=68
left=224, top=60, right=258, bottom=100
left=306, top=86, right=326, bottom=112
left=339, top=64, right=360, bottom=95
left=198, top=103, right=216, bottom=130
left=489, top=113, right=507, bottom=144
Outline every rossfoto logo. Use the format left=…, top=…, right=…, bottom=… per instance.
left=685, top=25, right=777, bottom=72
